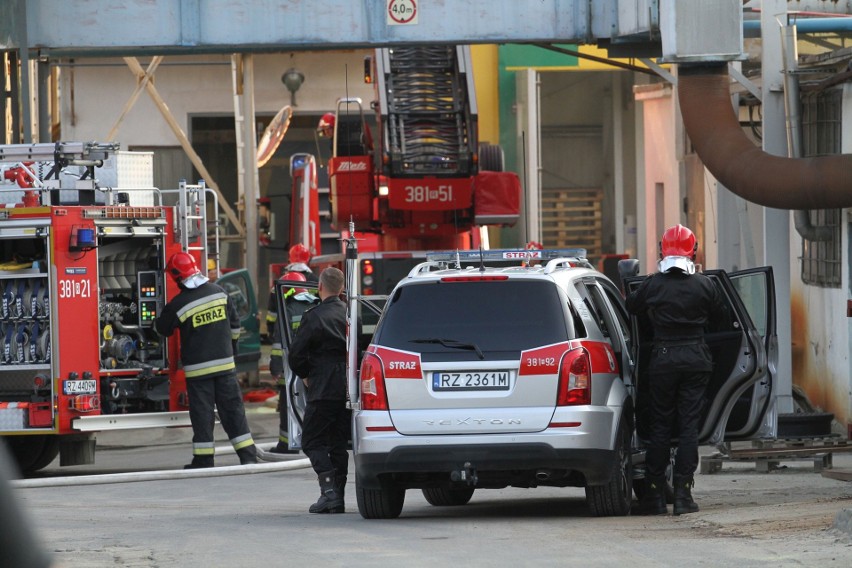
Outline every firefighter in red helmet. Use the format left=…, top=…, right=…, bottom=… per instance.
left=317, top=112, right=335, bottom=139
left=626, top=224, right=725, bottom=515
left=288, top=243, right=312, bottom=267
left=155, top=252, right=258, bottom=468
left=267, top=244, right=316, bottom=357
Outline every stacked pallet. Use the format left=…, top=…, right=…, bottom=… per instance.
left=540, top=188, right=602, bottom=261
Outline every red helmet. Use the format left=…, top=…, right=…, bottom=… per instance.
left=660, top=224, right=697, bottom=259
left=317, top=112, right=335, bottom=138
left=166, top=252, right=200, bottom=283
left=289, top=243, right=311, bottom=265
left=282, top=271, right=307, bottom=295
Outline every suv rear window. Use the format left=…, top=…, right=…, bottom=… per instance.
left=374, top=280, right=569, bottom=357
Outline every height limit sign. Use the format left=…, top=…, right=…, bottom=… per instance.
left=387, top=0, right=418, bottom=25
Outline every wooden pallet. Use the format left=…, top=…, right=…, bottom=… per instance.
left=540, top=188, right=602, bottom=260
left=701, top=437, right=851, bottom=474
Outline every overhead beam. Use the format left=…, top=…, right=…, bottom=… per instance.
left=5, top=0, right=659, bottom=57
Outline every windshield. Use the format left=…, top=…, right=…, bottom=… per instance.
left=374, top=280, right=569, bottom=356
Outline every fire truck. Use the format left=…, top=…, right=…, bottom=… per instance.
left=0, top=142, right=257, bottom=473
left=306, top=44, right=522, bottom=290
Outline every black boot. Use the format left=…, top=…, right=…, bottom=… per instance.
left=309, top=471, right=345, bottom=514
left=236, top=445, right=258, bottom=465
left=269, top=440, right=300, bottom=454
left=636, top=476, right=667, bottom=515
left=184, top=456, right=214, bottom=469
left=335, top=474, right=347, bottom=502
left=673, top=476, right=699, bottom=515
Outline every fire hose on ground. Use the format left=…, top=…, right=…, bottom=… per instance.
left=11, top=442, right=312, bottom=489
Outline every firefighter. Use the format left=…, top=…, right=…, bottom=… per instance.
left=155, top=252, right=258, bottom=469
left=268, top=271, right=319, bottom=454
left=317, top=112, right=335, bottom=139
left=626, top=224, right=725, bottom=515
left=288, top=267, right=348, bottom=514
left=266, top=243, right=316, bottom=382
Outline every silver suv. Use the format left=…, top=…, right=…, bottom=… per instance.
left=342, top=250, right=776, bottom=519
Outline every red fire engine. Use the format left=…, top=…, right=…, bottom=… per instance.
left=302, top=45, right=522, bottom=296
left=0, top=142, right=218, bottom=473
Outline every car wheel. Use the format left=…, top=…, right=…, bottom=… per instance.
left=356, top=478, right=405, bottom=519
left=586, top=413, right=633, bottom=517
left=422, top=485, right=475, bottom=506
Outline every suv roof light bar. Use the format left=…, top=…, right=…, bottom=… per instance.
left=425, top=248, right=588, bottom=263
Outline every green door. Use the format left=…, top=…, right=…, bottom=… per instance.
left=218, top=269, right=261, bottom=373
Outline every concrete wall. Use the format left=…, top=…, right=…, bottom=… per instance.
left=789, top=232, right=850, bottom=428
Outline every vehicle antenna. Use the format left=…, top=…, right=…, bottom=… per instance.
left=454, top=249, right=461, bottom=270
left=478, top=245, right=485, bottom=272
left=521, top=131, right=530, bottom=247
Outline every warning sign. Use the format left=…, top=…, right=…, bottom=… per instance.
left=387, top=0, right=418, bottom=25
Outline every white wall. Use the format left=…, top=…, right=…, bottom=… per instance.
left=58, top=51, right=374, bottom=147
left=634, top=83, right=677, bottom=272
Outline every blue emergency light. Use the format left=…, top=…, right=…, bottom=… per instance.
left=69, top=226, right=97, bottom=251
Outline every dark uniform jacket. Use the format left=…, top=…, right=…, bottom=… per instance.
left=155, top=281, right=241, bottom=379
left=288, top=295, right=347, bottom=402
left=625, top=269, right=725, bottom=373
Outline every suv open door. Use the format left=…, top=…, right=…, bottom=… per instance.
left=626, top=266, right=777, bottom=448
left=273, top=277, right=386, bottom=451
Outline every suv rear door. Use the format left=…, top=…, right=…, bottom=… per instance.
left=627, top=267, right=776, bottom=446
left=371, top=278, right=572, bottom=435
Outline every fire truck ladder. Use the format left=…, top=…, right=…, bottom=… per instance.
left=0, top=142, right=118, bottom=167
left=377, top=45, right=478, bottom=177
left=175, top=179, right=217, bottom=275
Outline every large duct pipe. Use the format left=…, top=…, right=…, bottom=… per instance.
left=677, top=64, right=852, bottom=210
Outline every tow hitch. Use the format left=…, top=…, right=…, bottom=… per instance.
left=451, top=462, right=478, bottom=486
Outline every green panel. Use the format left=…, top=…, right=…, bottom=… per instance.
left=218, top=268, right=261, bottom=373
left=500, top=44, right=579, bottom=69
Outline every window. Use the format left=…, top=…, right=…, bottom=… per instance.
left=800, top=88, right=842, bottom=288
left=376, top=281, right=570, bottom=356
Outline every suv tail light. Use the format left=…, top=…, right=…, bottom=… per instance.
left=557, top=348, right=591, bottom=406
left=360, top=352, right=389, bottom=410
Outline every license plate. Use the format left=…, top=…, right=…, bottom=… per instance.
left=64, top=379, right=98, bottom=395
left=432, top=371, right=510, bottom=392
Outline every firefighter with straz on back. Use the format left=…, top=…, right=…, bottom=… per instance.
left=155, top=252, right=258, bottom=468
left=626, top=224, right=725, bottom=515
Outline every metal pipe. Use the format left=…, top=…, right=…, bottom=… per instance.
left=744, top=18, right=852, bottom=33
left=345, top=221, right=360, bottom=410
left=677, top=64, right=852, bottom=210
